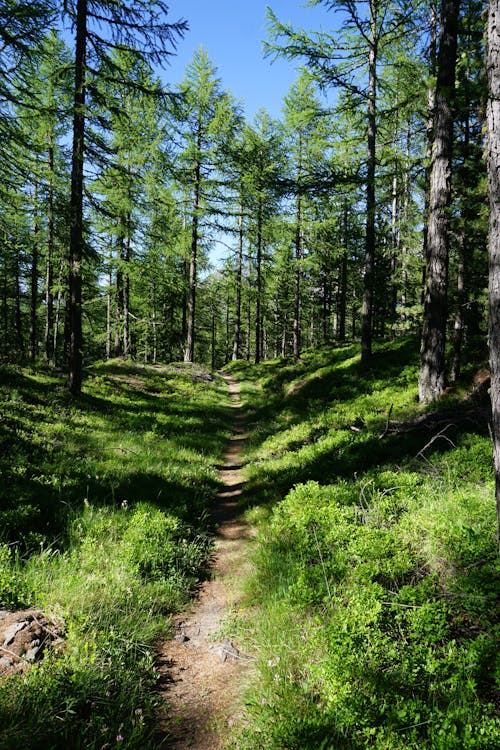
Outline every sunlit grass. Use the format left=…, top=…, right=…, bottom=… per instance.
left=226, top=338, right=500, bottom=750
left=0, top=360, right=231, bottom=749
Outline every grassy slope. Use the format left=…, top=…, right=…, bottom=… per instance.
left=0, top=361, right=231, bottom=749
left=226, top=338, right=500, bottom=750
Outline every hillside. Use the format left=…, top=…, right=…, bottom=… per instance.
left=0, top=361, right=232, bottom=749
left=226, top=338, right=500, bottom=750
left=0, top=341, right=499, bottom=750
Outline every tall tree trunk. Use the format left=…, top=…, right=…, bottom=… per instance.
left=360, top=0, right=378, bottom=368
left=419, top=0, right=460, bottom=403
left=451, top=42, right=472, bottom=384
left=115, top=239, right=124, bottom=356
left=68, top=0, right=87, bottom=395
left=338, top=199, right=349, bottom=341
left=123, top=221, right=130, bottom=356
left=152, top=281, right=157, bottom=365
left=487, top=0, right=500, bottom=553
left=232, top=205, right=243, bottom=360
left=450, top=230, right=465, bottom=382
left=30, top=181, right=39, bottom=362
left=422, top=1, right=439, bottom=281
left=45, top=145, right=55, bottom=365
left=293, top=193, right=303, bottom=361
left=255, top=200, right=263, bottom=364
left=14, top=253, right=24, bottom=357
left=390, top=165, right=399, bottom=326
left=106, top=253, right=112, bottom=360
left=185, top=151, right=201, bottom=364
left=293, top=134, right=303, bottom=362
left=53, top=256, right=64, bottom=368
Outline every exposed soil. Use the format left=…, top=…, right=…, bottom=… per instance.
left=0, top=609, right=65, bottom=678
left=156, top=374, right=254, bottom=749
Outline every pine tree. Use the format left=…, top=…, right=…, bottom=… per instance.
left=418, top=0, right=461, bottom=403
left=282, top=71, right=329, bottom=361
left=172, top=47, right=240, bottom=363
left=487, top=0, right=500, bottom=552
left=61, top=0, right=187, bottom=395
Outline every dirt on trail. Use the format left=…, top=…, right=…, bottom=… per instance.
left=156, top=374, right=254, bottom=749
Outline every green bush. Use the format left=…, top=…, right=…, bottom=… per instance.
left=0, top=543, right=31, bottom=608
left=122, top=502, right=210, bottom=584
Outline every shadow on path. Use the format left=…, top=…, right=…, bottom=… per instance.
left=156, top=373, right=253, bottom=750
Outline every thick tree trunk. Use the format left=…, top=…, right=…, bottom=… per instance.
left=487, top=0, right=500, bottom=553
left=360, top=0, right=378, bottom=368
left=418, top=0, right=460, bottom=403
left=68, top=0, right=87, bottom=395
left=422, top=2, right=439, bottom=279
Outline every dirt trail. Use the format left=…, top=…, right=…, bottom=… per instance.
left=156, top=374, right=253, bottom=749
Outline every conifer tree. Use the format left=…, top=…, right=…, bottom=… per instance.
left=282, top=71, right=328, bottom=361
left=61, top=0, right=187, bottom=395
left=419, top=0, right=461, bottom=403
left=172, top=47, right=239, bottom=363
left=487, top=0, right=500, bottom=551
left=267, top=0, right=421, bottom=367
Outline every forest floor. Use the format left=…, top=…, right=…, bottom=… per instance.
left=155, top=374, right=255, bottom=749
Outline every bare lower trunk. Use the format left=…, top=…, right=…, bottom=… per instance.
left=255, top=202, right=263, bottom=364
left=30, top=182, right=39, bottom=361
left=360, top=0, right=378, bottom=368
left=232, top=207, right=243, bottom=360
left=487, top=0, right=500, bottom=553
left=68, top=0, right=87, bottom=395
left=419, top=0, right=460, bottom=403
left=185, top=154, right=201, bottom=364
left=45, top=146, right=55, bottom=365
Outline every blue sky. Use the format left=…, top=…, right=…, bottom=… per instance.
left=163, top=1, right=335, bottom=119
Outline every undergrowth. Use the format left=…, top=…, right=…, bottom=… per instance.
left=0, top=361, right=230, bottom=749
left=226, top=338, right=500, bottom=750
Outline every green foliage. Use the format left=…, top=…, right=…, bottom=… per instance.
left=0, top=361, right=229, bottom=749
left=228, top=339, right=500, bottom=750
left=0, top=544, right=32, bottom=608
left=122, top=503, right=210, bottom=584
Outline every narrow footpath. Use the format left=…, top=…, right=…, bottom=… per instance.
left=156, top=374, right=253, bottom=749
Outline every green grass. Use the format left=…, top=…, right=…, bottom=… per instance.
left=225, top=338, right=500, bottom=750
left=0, top=360, right=231, bottom=749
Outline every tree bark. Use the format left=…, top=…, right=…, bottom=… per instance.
left=44, top=144, right=55, bottom=365
left=418, top=0, right=460, bottom=403
left=68, top=0, right=87, bottom=395
left=123, top=220, right=131, bottom=356
left=232, top=204, right=243, bottom=360
left=184, top=140, right=201, bottom=363
left=360, top=0, right=378, bottom=368
left=255, top=199, right=263, bottom=364
left=487, top=0, right=500, bottom=553
left=30, top=181, right=39, bottom=362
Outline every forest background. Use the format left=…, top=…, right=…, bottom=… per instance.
left=1, top=2, right=500, bottom=748
left=0, top=0, right=488, bottom=381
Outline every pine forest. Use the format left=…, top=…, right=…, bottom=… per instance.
left=0, top=1, right=499, bottom=749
